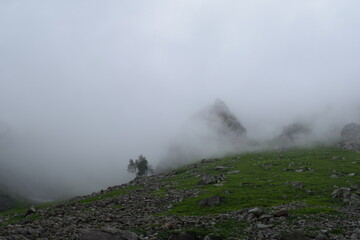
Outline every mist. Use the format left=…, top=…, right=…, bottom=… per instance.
left=0, top=0, right=360, bottom=201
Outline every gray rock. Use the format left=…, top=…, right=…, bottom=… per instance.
left=24, top=205, right=37, bottom=217
left=248, top=207, right=264, bottom=217
left=214, top=166, right=233, bottom=171
left=169, top=232, right=197, bottom=240
left=281, top=232, right=311, bottom=240
left=273, top=209, right=289, bottom=217
left=256, top=223, right=271, bottom=229
left=199, top=196, right=224, bottom=207
left=285, top=182, right=304, bottom=189
left=201, top=159, right=216, bottom=163
left=227, top=170, right=240, bottom=175
left=203, top=235, right=222, bottom=240
left=331, top=187, right=351, bottom=200
left=259, top=214, right=273, bottom=221
left=78, top=228, right=139, bottom=240
left=199, top=174, right=216, bottom=185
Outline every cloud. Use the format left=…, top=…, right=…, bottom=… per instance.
left=0, top=0, right=359, bottom=200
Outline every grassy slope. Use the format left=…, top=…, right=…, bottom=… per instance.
left=1, top=146, right=359, bottom=237
left=160, top=146, right=359, bottom=216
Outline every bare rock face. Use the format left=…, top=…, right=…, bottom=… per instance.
left=156, top=99, right=246, bottom=172
left=78, top=228, right=139, bottom=240
left=340, top=123, right=360, bottom=151
left=205, top=99, right=246, bottom=137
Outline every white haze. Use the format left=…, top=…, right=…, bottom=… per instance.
left=0, top=0, right=360, bottom=200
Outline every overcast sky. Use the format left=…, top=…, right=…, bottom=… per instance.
left=0, top=0, right=360, bottom=200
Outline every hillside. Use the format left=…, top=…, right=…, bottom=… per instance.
left=0, top=146, right=360, bottom=240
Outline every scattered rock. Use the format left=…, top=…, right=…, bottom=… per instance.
left=331, top=187, right=351, bottom=200
left=203, top=235, right=222, bottom=240
left=227, top=170, right=240, bottom=175
left=285, top=182, right=304, bottom=189
left=214, top=166, right=234, bottom=171
left=24, top=206, right=36, bottom=217
left=248, top=207, right=264, bottom=217
left=78, top=228, right=139, bottom=240
left=169, top=232, right=197, bottom=240
left=280, top=232, right=310, bottom=240
left=273, top=209, right=289, bottom=217
left=201, top=159, right=216, bottom=163
left=259, top=214, right=272, bottom=221
left=256, top=223, right=271, bottom=229
left=216, top=174, right=226, bottom=182
left=199, top=174, right=216, bottom=185
left=161, top=223, right=175, bottom=231
left=199, top=196, right=224, bottom=207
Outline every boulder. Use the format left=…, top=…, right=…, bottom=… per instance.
left=331, top=187, right=351, bottom=200
left=199, top=174, right=216, bottom=185
left=199, top=196, right=224, bottom=207
left=24, top=206, right=36, bottom=217
left=340, top=123, right=360, bottom=151
left=248, top=207, right=264, bottom=217
left=273, top=209, right=289, bottom=217
left=78, top=228, right=139, bottom=240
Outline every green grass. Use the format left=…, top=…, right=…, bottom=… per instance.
left=290, top=206, right=339, bottom=215
left=159, top=146, right=360, bottom=216
left=0, top=206, right=43, bottom=227
left=77, top=185, right=142, bottom=204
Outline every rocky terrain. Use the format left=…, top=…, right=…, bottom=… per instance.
left=0, top=146, right=359, bottom=240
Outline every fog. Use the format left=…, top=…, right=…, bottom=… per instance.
left=0, top=0, right=360, bottom=201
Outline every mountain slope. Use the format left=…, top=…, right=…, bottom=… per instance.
left=0, top=146, right=359, bottom=239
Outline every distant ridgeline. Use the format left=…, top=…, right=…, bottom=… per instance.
left=156, top=99, right=247, bottom=172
